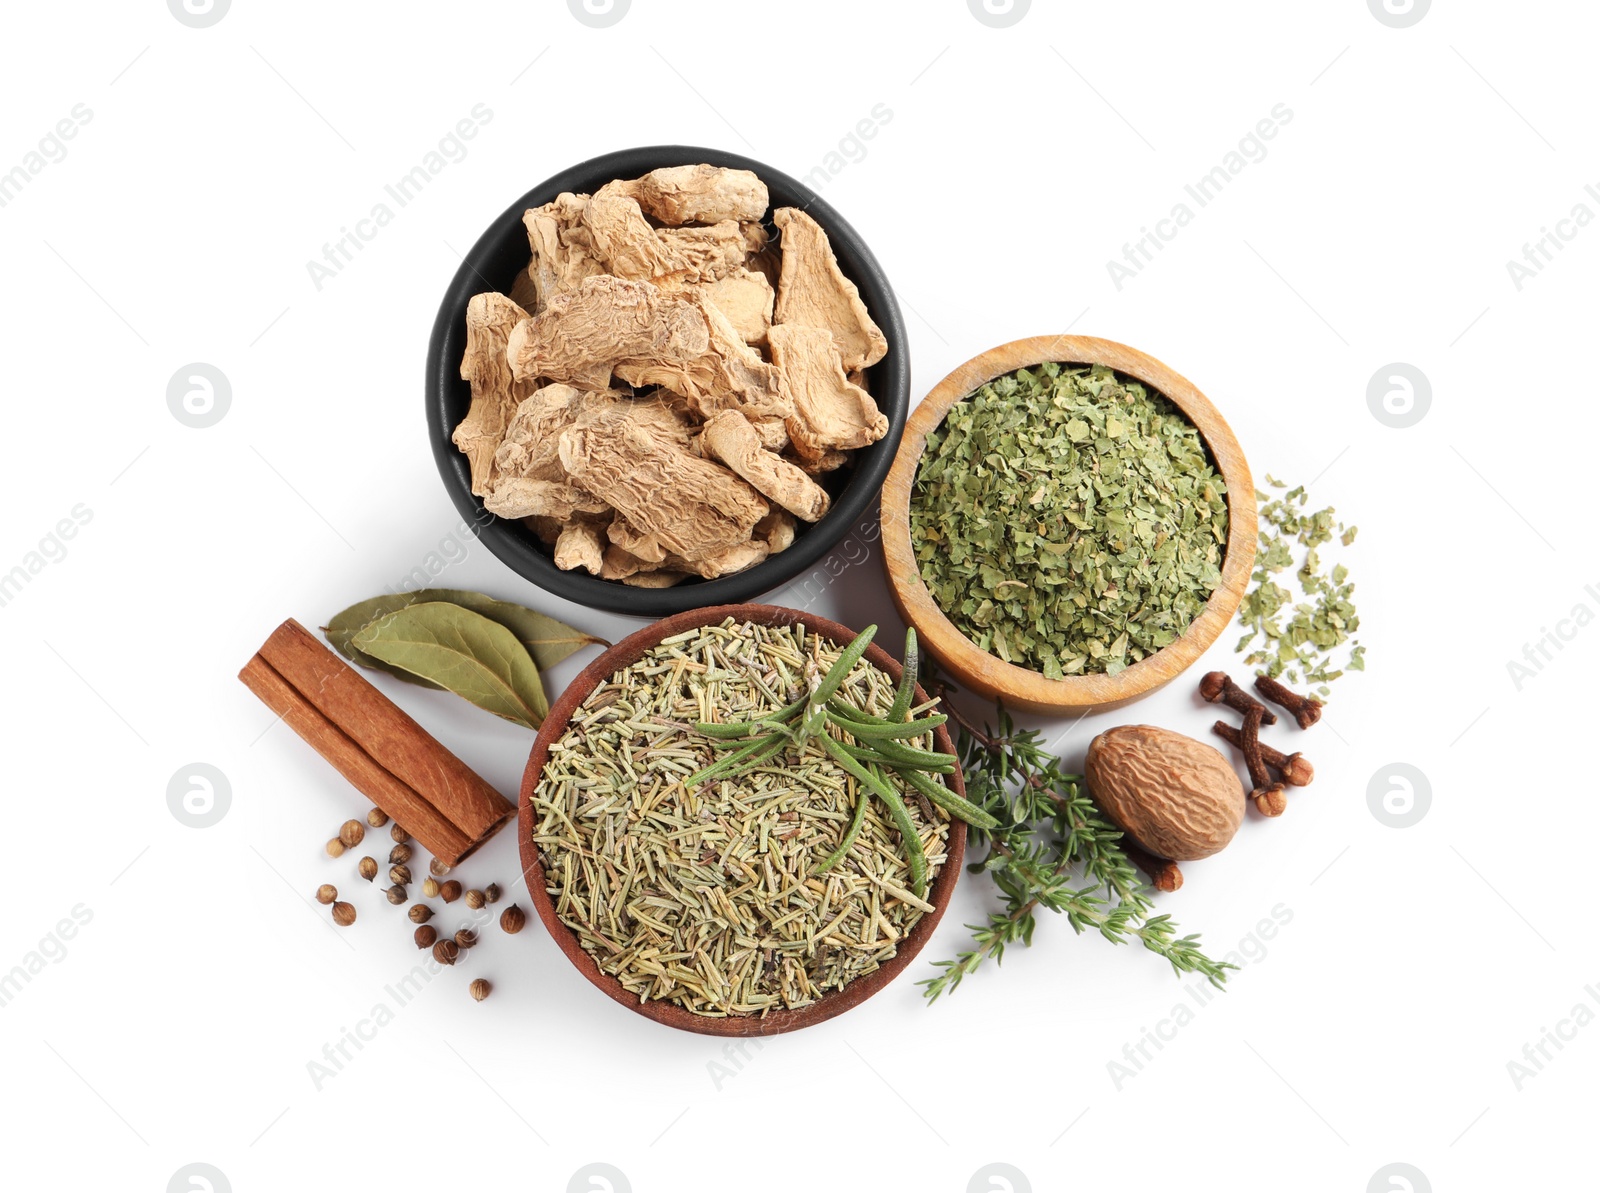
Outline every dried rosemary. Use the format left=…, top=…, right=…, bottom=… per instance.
left=530, top=618, right=953, bottom=1018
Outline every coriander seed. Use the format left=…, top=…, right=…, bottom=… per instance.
left=390, top=823, right=409, bottom=844
left=389, top=864, right=412, bottom=886
left=439, top=880, right=462, bottom=903
left=432, top=939, right=459, bottom=966
left=414, top=925, right=437, bottom=950
left=454, top=928, right=477, bottom=950
left=469, top=978, right=491, bottom=1002
left=357, top=856, right=378, bottom=882
left=408, top=904, right=433, bottom=924
left=388, top=844, right=413, bottom=865
left=315, top=883, right=337, bottom=905
left=385, top=885, right=408, bottom=906
left=331, top=902, right=356, bottom=927
left=422, top=877, right=441, bottom=898
left=464, top=889, right=486, bottom=910
left=484, top=883, right=501, bottom=904
left=325, top=837, right=346, bottom=858
left=499, top=904, right=527, bottom=934
left=366, top=807, right=389, bottom=828
left=339, top=819, right=365, bottom=848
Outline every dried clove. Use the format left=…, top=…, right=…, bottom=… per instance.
left=1122, top=841, right=1183, bottom=893
left=1254, top=674, right=1323, bottom=729
left=1199, top=671, right=1277, bottom=725
left=1211, top=722, right=1314, bottom=786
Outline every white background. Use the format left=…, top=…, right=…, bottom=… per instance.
left=2, top=2, right=1594, bottom=1191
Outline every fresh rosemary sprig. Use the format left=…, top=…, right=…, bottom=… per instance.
left=687, top=627, right=996, bottom=899
left=920, top=698, right=1234, bottom=1003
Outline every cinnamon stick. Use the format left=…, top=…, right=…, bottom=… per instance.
left=239, top=619, right=514, bottom=866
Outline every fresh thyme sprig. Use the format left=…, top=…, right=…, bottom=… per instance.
left=920, top=695, right=1234, bottom=1003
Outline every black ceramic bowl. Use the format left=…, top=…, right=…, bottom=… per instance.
left=425, top=145, right=909, bottom=617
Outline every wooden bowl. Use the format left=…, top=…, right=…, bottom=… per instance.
left=881, top=336, right=1256, bottom=716
left=517, top=603, right=968, bottom=1035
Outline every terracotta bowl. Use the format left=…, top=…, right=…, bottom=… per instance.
left=517, top=603, right=968, bottom=1035
left=881, top=335, right=1257, bottom=716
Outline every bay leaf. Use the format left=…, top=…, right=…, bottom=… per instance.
left=325, top=588, right=606, bottom=687
left=352, top=602, right=548, bottom=728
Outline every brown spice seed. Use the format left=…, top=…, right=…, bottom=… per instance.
left=325, top=838, right=346, bottom=858
left=499, top=904, right=527, bottom=934
left=315, top=883, right=337, bottom=905
left=439, top=880, right=462, bottom=903
left=357, top=856, right=378, bottom=882
left=408, top=904, right=433, bottom=924
left=389, top=865, right=412, bottom=886
left=414, top=925, right=437, bottom=949
left=389, top=844, right=413, bottom=865
left=464, top=889, right=486, bottom=910
left=433, top=939, right=460, bottom=966
left=422, top=877, right=441, bottom=898
left=331, top=902, right=356, bottom=926
left=339, top=819, right=365, bottom=848
left=385, top=885, right=408, bottom=906
left=390, top=823, right=409, bottom=844
left=484, top=883, right=501, bottom=904
left=366, top=807, right=390, bottom=828
left=469, top=978, right=491, bottom=1002
left=454, top=928, right=477, bottom=949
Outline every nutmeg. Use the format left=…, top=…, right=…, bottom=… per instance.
left=1084, top=725, right=1245, bottom=861
left=499, top=904, right=527, bottom=935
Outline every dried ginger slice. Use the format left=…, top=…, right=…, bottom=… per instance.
left=582, top=183, right=752, bottom=286
left=508, top=275, right=790, bottom=424
left=631, top=165, right=769, bottom=225
left=493, top=383, right=618, bottom=484
left=700, top=411, right=831, bottom=523
left=602, top=540, right=768, bottom=581
left=483, top=478, right=608, bottom=521
left=768, top=323, right=887, bottom=459
left=754, top=509, right=796, bottom=554
left=772, top=207, right=887, bottom=371
left=622, top=570, right=686, bottom=588
left=522, top=193, right=605, bottom=313
left=453, top=293, right=534, bottom=497
left=558, top=411, right=768, bottom=562
left=553, top=517, right=609, bottom=575
left=693, top=267, right=774, bottom=345
left=607, top=514, right=668, bottom=563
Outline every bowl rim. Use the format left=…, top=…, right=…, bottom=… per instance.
left=424, top=145, right=910, bottom=619
left=881, top=335, right=1257, bottom=715
left=516, top=603, right=968, bottom=1036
